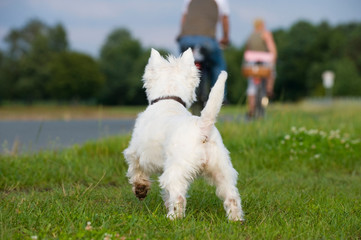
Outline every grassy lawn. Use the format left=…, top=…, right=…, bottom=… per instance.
left=1, top=101, right=361, bottom=239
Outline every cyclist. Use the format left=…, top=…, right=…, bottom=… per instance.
left=244, top=18, right=277, bottom=118
left=177, top=0, right=230, bottom=105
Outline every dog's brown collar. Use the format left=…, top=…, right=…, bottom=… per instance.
left=150, top=96, right=186, bottom=108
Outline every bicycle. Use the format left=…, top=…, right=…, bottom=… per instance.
left=242, top=50, right=274, bottom=119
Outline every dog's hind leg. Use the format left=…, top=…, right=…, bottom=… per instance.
left=203, top=142, right=244, bottom=222
left=159, top=163, right=194, bottom=220
left=123, top=148, right=151, bottom=200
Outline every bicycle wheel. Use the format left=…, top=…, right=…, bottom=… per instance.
left=254, top=79, right=267, bottom=118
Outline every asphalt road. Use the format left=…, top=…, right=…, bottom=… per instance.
left=0, top=119, right=135, bottom=154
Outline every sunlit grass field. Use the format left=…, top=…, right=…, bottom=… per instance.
left=1, top=100, right=361, bottom=239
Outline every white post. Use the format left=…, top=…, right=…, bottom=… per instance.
left=322, top=70, right=335, bottom=100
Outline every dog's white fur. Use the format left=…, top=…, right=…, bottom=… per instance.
left=123, top=48, right=244, bottom=221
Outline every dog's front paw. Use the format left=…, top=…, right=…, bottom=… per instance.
left=133, top=183, right=150, bottom=200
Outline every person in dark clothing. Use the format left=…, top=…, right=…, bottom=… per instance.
left=177, top=0, right=230, bottom=91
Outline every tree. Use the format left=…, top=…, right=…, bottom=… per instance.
left=1, top=19, right=69, bottom=102
left=271, top=20, right=361, bottom=100
left=0, top=51, right=19, bottom=102
left=273, top=21, right=318, bottom=100
left=99, top=28, right=147, bottom=105
left=47, top=52, right=105, bottom=101
left=0, top=50, right=5, bottom=102
left=48, top=24, right=68, bottom=53
left=4, top=19, right=67, bottom=60
left=344, top=24, right=361, bottom=75
left=332, top=58, right=361, bottom=96
left=224, top=46, right=246, bottom=103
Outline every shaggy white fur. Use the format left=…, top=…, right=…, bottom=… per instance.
left=123, top=48, right=244, bottom=221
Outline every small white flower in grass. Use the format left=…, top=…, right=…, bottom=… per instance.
left=329, top=129, right=341, bottom=139
left=314, top=154, right=320, bottom=159
left=319, top=131, right=327, bottom=138
left=31, top=236, right=38, bottom=240
left=308, top=129, right=318, bottom=135
left=284, top=134, right=290, bottom=140
left=291, top=126, right=297, bottom=133
left=104, top=233, right=112, bottom=240
left=85, top=221, right=92, bottom=231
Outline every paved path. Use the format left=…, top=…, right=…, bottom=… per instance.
left=0, top=119, right=135, bottom=154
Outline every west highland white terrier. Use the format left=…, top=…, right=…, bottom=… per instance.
left=123, top=48, right=244, bottom=221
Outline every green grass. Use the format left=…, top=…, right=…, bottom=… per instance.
left=1, top=101, right=361, bottom=239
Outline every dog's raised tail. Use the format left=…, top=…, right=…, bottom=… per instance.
left=200, top=71, right=227, bottom=137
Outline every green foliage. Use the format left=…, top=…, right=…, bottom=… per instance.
left=0, top=50, right=6, bottom=101
left=228, top=20, right=361, bottom=102
left=13, top=35, right=53, bottom=101
left=48, top=24, right=68, bottom=53
left=274, top=21, right=321, bottom=100
left=224, top=46, right=247, bottom=103
left=47, top=52, right=105, bottom=100
left=306, top=58, right=361, bottom=97
left=4, top=19, right=67, bottom=60
left=332, top=58, right=361, bottom=96
left=0, top=19, right=105, bottom=103
left=1, top=102, right=361, bottom=239
left=98, top=29, right=148, bottom=105
left=274, top=21, right=361, bottom=100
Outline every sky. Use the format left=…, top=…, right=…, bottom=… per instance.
left=0, top=0, right=360, bottom=57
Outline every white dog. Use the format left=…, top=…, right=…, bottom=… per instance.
left=123, top=48, right=244, bottom=221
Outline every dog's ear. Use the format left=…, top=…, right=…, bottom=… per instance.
left=182, top=48, right=195, bottom=65
left=149, top=48, right=164, bottom=66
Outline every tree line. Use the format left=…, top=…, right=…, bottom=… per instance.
left=225, top=20, right=361, bottom=103
left=0, top=19, right=360, bottom=105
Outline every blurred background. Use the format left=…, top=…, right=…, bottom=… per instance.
left=0, top=0, right=361, bottom=105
